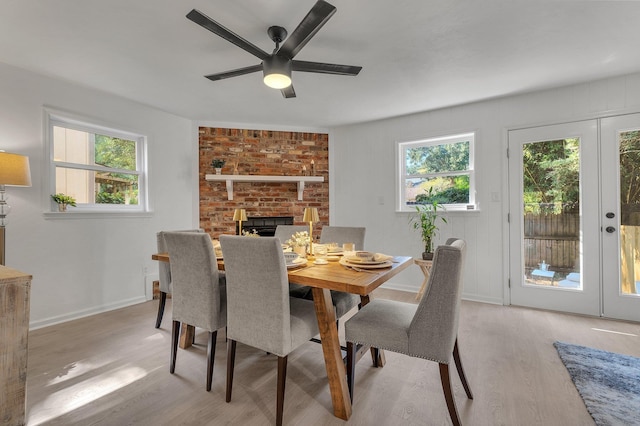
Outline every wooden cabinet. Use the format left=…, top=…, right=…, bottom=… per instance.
left=1, top=265, right=32, bottom=426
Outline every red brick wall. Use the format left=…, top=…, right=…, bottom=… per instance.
left=199, top=127, right=329, bottom=239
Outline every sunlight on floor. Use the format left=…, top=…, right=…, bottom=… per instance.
left=28, top=365, right=147, bottom=425
left=592, top=328, right=637, bottom=337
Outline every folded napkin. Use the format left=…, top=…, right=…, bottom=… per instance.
left=372, top=253, right=393, bottom=262
left=346, top=253, right=393, bottom=263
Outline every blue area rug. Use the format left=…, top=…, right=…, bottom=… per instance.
left=554, top=341, right=640, bottom=426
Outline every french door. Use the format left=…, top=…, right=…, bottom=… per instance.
left=509, top=115, right=640, bottom=321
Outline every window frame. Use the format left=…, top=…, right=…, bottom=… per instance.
left=396, top=132, right=476, bottom=212
left=44, top=108, right=149, bottom=214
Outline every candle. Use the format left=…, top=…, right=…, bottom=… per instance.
left=311, top=160, right=314, bottom=164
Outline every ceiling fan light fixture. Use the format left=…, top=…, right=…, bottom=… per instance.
left=263, top=56, right=292, bottom=89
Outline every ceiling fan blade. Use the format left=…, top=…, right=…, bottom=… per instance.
left=187, top=9, right=269, bottom=60
left=278, top=0, right=336, bottom=59
left=205, top=64, right=263, bottom=81
left=292, top=60, right=362, bottom=76
left=281, top=85, right=296, bottom=98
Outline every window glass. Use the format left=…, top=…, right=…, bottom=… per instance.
left=398, top=133, right=475, bottom=211
left=47, top=111, right=147, bottom=212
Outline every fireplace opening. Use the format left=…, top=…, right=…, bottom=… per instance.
left=238, top=216, right=294, bottom=236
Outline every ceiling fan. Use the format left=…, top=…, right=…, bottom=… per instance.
left=186, top=0, right=362, bottom=98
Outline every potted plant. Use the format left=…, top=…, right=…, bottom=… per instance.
left=285, top=231, right=310, bottom=258
left=51, top=193, right=76, bottom=212
left=211, top=159, right=225, bottom=174
left=410, top=189, right=447, bottom=260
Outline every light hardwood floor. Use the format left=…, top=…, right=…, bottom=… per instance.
left=25, top=289, right=640, bottom=425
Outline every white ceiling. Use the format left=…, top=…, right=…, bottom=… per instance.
left=2, top=1, right=639, bottom=128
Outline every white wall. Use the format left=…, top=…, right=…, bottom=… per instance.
left=0, top=62, right=197, bottom=328
left=329, top=72, right=640, bottom=304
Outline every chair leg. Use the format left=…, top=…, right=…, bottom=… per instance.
left=346, top=341, right=356, bottom=403
left=276, top=356, right=288, bottom=426
left=226, top=339, right=237, bottom=403
left=170, top=320, right=180, bottom=374
left=206, top=330, right=218, bottom=391
left=453, top=338, right=473, bottom=399
left=155, top=291, right=167, bottom=328
left=439, top=363, right=462, bottom=426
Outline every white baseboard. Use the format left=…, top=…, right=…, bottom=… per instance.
left=29, top=296, right=147, bottom=330
left=381, top=282, right=505, bottom=305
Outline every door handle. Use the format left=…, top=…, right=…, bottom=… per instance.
left=606, top=226, right=616, bottom=233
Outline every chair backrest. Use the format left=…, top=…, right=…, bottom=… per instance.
left=273, top=225, right=308, bottom=244
left=164, top=232, right=225, bottom=332
left=219, top=235, right=293, bottom=356
left=156, top=229, right=204, bottom=293
left=408, top=239, right=466, bottom=363
left=319, top=226, right=366, bottom=251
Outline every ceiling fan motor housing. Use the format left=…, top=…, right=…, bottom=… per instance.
left=263, top=55, right=292, bottom=89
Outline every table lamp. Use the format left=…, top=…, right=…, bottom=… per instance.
left=233, top=208, right=247, bottom=235
left=303, top=207, right=319, bottom=256
left=0, top=151, right=32, bottom=265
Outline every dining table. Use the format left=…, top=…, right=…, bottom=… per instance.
left=151, top=251, right=413, bottom=421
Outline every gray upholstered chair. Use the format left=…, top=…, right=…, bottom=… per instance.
left=318, top=226, right=366, bottom=318
left=155, top=229, right=204, bottom=328
left=319, top=226, right=366, bottom=250
left=219, top=235, right=319, bottom=426
left=273, top=225, right=308, bottom=244
left=164, top=232, right=227, bottom=392
left=344, top=239, right=473, bottom=426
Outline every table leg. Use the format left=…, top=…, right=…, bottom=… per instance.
left=179, top=323, right=195, bottom=349
left=359, top=295, right=386, bottom=367
left=311, top=287, right=352, bottom=421
left=415, top=264, right=432, bottom=300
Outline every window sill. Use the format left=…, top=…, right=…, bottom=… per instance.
left=397, top=205, right=481, bottom=214
left=43, top=211, right=153, bottom=220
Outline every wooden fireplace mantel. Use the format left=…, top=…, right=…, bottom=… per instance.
left=204, top=174, right=324, bottom=201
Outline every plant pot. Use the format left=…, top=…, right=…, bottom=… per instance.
left=293, top=246, right=307, bottom=258
left=422, top=251, right=433, bottom=260
left=58, top=204, right=67, bottom=212
left=215, top=168, right=222, bottom=175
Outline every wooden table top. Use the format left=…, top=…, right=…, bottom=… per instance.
left=152, top=253, right=413, bottom=296
left=288, top=256, right=413, bottom=295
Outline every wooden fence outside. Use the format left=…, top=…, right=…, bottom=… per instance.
left=524, top=213, right=639, bottom=293
left=524, top=213, right=579, bottom=273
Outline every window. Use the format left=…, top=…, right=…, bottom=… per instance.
left=46, top=110, right=147, bottom=212
left=397, top=132, right=475, bottom=212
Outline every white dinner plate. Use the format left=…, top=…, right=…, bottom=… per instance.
left=343, top=256, right=388, bottom=265
left=286, top=258, right=307, bottom=269
left=339, top=258, right=393, bottom=269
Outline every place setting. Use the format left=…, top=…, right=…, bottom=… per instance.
left=339, top=251, right=394, bottom=272
left=284, top=252, right=307, bottom=269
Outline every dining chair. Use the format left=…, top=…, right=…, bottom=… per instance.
left=318, top=226, right=366, bottom=318
left=273, top=225, right=308, bottom=244
left=164, top=231, right=227, bottom=392
left=155, top=229, right=204, bottom=328
left=344, top=239, right=473, bottom=426
left=319, top=226, right=366, bottom=250
left=219, top=235, right=319, bottom=426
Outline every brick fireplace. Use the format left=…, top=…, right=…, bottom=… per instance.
left=199, top=127, right=329, bottom=238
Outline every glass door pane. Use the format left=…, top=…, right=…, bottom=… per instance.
left=601, top=114, right=640, bottom=321
left=522, top=138, right=581, bottom=290
left=509, top=120, right=600, bottom=317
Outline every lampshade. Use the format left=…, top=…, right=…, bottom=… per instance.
left=233, top=208, right=247, bottom=222
left=0, top=152, right=32, bottom=187
left=263, top=56, right=292, bottom=89
left=303, top=207, right=319, bottom=223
